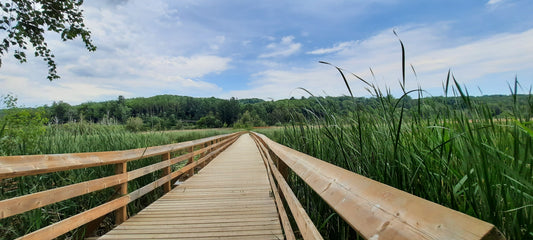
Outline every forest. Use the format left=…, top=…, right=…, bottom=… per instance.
left=3, top=93, right=529, bottom=131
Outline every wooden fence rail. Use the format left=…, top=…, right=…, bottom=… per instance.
left=0, top=132, right=243, bottom=240
left=0, top=131, right=507, bottom=240
left=250, top=132, right=505, bottom=240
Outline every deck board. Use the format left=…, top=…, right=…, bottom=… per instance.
left=98, top=134, right=284, bottom=240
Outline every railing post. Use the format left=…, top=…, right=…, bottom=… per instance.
left=187, top=146, right=194, bottom=177
left=114, top=162, right=128, bottom=225
left=202, top=143, right=207, bottom=158
left=201, top=142, right=208, bottom=167
left=162, top=152, right=171, bottom=193
left=273, top=151, right=289, bottom=180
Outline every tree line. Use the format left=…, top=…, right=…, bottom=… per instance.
left=38, top=94, right=531, bottom=129
left=1, top=93, right=529, bottom=131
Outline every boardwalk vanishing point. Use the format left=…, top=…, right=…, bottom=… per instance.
left=98, top=134, right=283, bottom=239
left=0, top=132, right=505, bottom=240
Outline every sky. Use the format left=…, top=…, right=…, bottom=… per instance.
left=1, top=0, right=533, bottom=107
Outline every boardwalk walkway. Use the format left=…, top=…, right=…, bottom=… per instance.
left=97, top=134, right=284, bottom=240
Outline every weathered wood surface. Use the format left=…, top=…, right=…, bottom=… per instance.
left=0, top=133, right=236, bottom=179
left=98, top=134, right=284, bottom=240
left=253, top=132, right=505, bottom=240
left=1, top=133, right=240, bottom=240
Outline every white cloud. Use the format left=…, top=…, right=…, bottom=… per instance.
left=259, top=36, right=302, bottom=58
left=226, top=67, right=341, bottom=100
left=139, top=55, right=231, bottom=79
left=2, top=0, right=532, bottom=106
left=307, top=41, right=357, bottom=55
left=487, top=0, right=504, bottom=5
left=227, top=24, right=533, bottom=100
left=0, top=0, right=231, bottom=106
left=0, top=75, right=129, bottom=106
left=210, top=36, right=226, bottom=50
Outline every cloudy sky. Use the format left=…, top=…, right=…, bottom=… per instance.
left=1, top=0, right=533, bottom=106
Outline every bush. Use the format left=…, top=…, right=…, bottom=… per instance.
left=196, top=115, right=223, bottom=128
left=125, top=117, right=144, bottom=132
left=0, top=95, right=48, bottom=155
left=233, top=111, right=266, bottom=129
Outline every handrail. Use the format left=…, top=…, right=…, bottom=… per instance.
left=252, top=133, right=320, bottom=240
left=0, top=132, right=243, bottom=240
left=250, top=132, right=505, bottom=240
left=0, top=133, right=237, bottom=179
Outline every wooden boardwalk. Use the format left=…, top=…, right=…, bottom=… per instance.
left=1, top=132, right=504, bottom=240
left=97, top=134, right=284, bottom=240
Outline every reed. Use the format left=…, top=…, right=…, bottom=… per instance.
left=259, top=67, right=532, bottom=240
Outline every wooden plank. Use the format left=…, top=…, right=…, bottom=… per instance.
left=254, top=132, right=505, bottom=240
left=99, top=234, right=284, bottom=240
left=161, top=153, right=171, bottom=193
left=117, top=218, right=280, bottom=226
left=261, top=142, right=322, bottom=239
left=114, top=162, right=128, bottom=225
left=0, top=174, right=126, bottom=219
left=128, top=174, right=174, bottom=202
left=186, top=146, right=194, bottom=177
left=252, top=135, right=295, bottom=240
left=1, top=133, right=243, bottom=240
left=100, top=230, right=283, bottom=238
left=112, top=224, right=282, bottom=232
left=99, top=134, right=283, bottom=240
left=126, top=153, right=191, bottom=181
left=0, top=133, right=238, bottom=179
left=125, top=136, right=235, bottom=185
left=18, top=196, right=129, bottom=240
left=98, top=236, right=282, bottom=240
left=114, top=220, right=279, bottom=228
left=127, top=136, right=238, bottom=203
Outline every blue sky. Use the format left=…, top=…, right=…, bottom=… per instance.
left=1, top=0, right=533, bottom=106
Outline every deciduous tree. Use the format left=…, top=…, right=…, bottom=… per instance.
left=0, top=0, right=95, bottom=80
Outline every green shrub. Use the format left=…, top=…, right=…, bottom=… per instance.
left=233, top=110, right=266, bottom=129
left=0, top=95, right=48, bottom=155
left=196, top=115, right=223, bottom=128
left=125, top=117, right=144, bottom=132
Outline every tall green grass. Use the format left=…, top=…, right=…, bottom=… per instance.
left=0, top=123, right=236, bottom=240
left=260, top=72, right=532, bottom=239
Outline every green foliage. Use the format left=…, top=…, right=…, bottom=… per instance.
left=261, top=71, right=533, bottom=239
left=49, top=101, right=75, bottom=123
left=0, top=94, right=48, bottom=155
left=12, top=93, right=527, bottom=132
left=217, top=97, right=240, bottom=125
left=196, top=114, right=223, bottom=128
left=0, top=0, right=96, bottom=80
left=125, top=117, right=143, bottom=132
left=233, top=110, right=266, bottom=129
left=47, top=122, right=125, bottom=136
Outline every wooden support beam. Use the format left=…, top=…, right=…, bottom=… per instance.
left=161, top=152, right=172, bottom=193
left=114, top=162, right=128, bottom=225
left=0, top=174, right=126, bottom=219
left=273, top=153, right=289, bottom=181
left=200, top=143, right=207, bottom=168
left=187, top=146, right=194, bottom=177
left=19, top=196, right=129, bottom=240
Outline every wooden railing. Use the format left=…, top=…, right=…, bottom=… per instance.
left=250, top=132, right=506, bottom=240
left=0, top=132, right=242, bottom=240
left=0, top=131, right=507, bottom=240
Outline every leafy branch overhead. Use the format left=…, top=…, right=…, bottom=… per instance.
left=0, top=0, right=96, bottom=80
